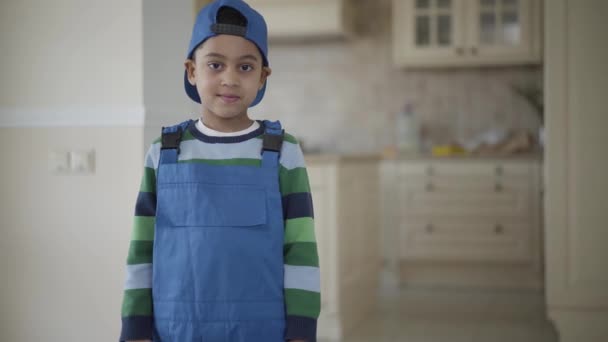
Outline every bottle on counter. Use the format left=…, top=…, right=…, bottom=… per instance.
left=395, top=102, right=420, bottom=155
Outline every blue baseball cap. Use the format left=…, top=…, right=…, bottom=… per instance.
left=185, top=0, right=269, bottom=107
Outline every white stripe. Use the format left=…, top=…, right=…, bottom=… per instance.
left=144, top=143, right=161, bottom=169
left=178, top=137, right=263, bottom=161
left=124, top=263, right=153, bottom=290
left=284, top=265, right=321, bottom=293
left=280, top=141, right=306, bottom=170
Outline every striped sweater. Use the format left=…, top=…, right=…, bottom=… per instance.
left=120, top=120, right=321, bottom=341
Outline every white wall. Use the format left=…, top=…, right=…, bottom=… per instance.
left=143, top=0, right=198, bottom=149
left=0, top=0, right=143, bottom=109
left=0, top=127, right=142, bottom=341
left=0, top=1, right=144, bottom=341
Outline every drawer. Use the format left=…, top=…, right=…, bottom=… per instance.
left=398, top=182, right=533, bottom=218
left=400, top=220, right=532, bottom=262
left=397, top=161, right=533, bottom=179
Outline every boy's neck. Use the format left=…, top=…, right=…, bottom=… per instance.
left=200, top=114, right=254, bottom=133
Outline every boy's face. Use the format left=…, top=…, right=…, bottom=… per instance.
left=185, top=35, right=271, bottom=124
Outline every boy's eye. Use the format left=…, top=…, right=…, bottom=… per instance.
left=208, top=62, right=222, bottom=70
left=240, top=64, right=254, bottom=72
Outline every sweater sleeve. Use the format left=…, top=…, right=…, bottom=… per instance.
left=119, top=143, right=160, bottom=341
left=279, top=134, right=321, bottom=342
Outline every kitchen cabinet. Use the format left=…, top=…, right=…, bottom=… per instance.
left=382, top=157, right=543, bottom=288
left=544, top=1, right=608, bottom=340
left=306, top=155, right=380, bottom=341
left=392, top=0, right=543, bottom=67
left=246, top=0, right=353, bottom=40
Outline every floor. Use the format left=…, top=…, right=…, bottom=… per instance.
left=322, top=282, right=559, bottom=342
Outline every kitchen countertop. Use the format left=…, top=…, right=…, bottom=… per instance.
left=383, top=152, right=543, bottom=162
left=304, top=153, right=382, bottom=163
left=303, top=152, right=543, bottom=164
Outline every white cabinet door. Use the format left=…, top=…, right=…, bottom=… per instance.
left=392, top=0, right=542, bottom=67
left=466, top=0, right=542, bottom=64
left=393, top=0, right=467, bottom=66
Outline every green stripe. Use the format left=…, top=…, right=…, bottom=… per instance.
left=283, top=133, right=298, bottom=145
left=284, top=217, right=316, bottom=244
left=181, top=128, right=196, bottom=142
left=284, top=288, right=321, bottom=318
left=121, top=288, right=153, bottom=316
left=179, top=158, right=261, bottom=167
left=127, top=240, right=153, bottom=265
left=280, top=167, right=311, bottom=195
left=139, top=168, right=156, bottom=193
left=131, top=216, right=155, bottom=241
left=284, top=242, right=319, bottom=267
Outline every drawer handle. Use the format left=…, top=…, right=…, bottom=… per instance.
left=425, top=183, right=435, bottom=192
left=494, top=224, right=504, bottom=234
left=425, top=224, right=434, bottom=233
left=495, top=165, right=504, bottom=176
left=494, top=183, right=503, bottom=192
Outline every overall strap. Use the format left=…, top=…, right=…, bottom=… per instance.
left=261, top=120, right=284, bottom=169
left=159, top=119, right=193, bottom=165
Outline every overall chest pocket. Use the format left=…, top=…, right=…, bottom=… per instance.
left=156, top=183, right=267, bottom=228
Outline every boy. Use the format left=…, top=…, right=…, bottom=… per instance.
left=119, top=1, right=320, bottom=341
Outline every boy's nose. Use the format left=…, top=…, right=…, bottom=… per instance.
left=220, top=68, right=240, bottom=87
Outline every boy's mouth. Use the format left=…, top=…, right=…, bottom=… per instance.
left=218, top=94, right=240, bottom=104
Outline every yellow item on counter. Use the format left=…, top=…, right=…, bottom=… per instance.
left=432, top=145, right=467, bottom=157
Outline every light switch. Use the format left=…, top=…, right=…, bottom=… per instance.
left=49, top=150, right=70, bottom=174
left=69, top=150, right=95, bottom=173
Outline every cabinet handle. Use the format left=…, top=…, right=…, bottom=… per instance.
left=455, top=47, right=464, bottom=55
left=470, top=46, right=478, bottom=55
left=495, top=165, right=504, bottom=176
left=494, top=224, right=504, bottom=234
left=425, top=183, right=435, bottom=192
left=494, top=183, right=503, bottom=192
left=426, top=165, right=434, bottom=176
left=425, top=224, right=434, bottom=233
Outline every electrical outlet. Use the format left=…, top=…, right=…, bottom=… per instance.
left=49, top=150, right=70, bottom=174
left=69, top=150, right=95, bottom=174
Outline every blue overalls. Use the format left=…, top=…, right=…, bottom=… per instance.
left=152, top=120, right=286, bottom=341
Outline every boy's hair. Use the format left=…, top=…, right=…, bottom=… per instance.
left=184, top=0, right=269, bottom=106
left=217, top=6, right=247, bottom=28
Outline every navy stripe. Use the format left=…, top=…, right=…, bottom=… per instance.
left=282, top=192, right=314, bottom=220
left=285, top=315, right=317, bottom=342
left=134, top=191, right=156, bottom=216
left=188, top=120, right=265, bottom=143
left=120, top=315, right=154, bottom=341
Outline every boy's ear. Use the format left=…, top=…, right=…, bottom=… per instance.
left=260, top=66, right=272, bottom=90
left=184, top=59, right=197, bottom=85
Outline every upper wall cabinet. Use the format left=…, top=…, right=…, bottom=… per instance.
left=246, top=0, right=352, bottom=40
left=392, top=0, right=543, bottom=67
